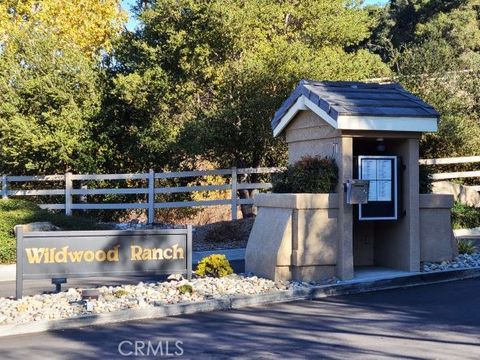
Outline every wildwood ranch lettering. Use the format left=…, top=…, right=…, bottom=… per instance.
left=25, top=244, right=185, bottom=264
left=130, top=244, right=184, bottom=261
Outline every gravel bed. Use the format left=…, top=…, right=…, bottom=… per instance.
left=423, top=252, right=480, bottom=272
left=0, top=275, right=301, bottom=326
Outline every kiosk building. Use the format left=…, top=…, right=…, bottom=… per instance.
left=246, top=80, right=456, bottom=281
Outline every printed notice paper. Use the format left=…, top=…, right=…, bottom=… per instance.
left=377, top=160, right=392, bottom=180
left=362, top=160, right=377, bottom=180
left=361, top=158, right=393, bottom=202
left=377, top=181, right=392, bottom=201
left=368, top=180, right=378, bottom=201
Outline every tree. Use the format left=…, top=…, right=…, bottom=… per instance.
left=0, top=0, right=126, bottom=57
left=369, top=0, right=480, bottom=159
left=0, top=30, right=105, bottom=174
left=0, top=1, right=127, bottom=174
left=108, top=0, right=389, bottom=173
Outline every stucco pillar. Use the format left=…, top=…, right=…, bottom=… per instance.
left=406, top=138, right=421, bottom=271
left=336, top=136, right=354, bottom=280
left=374, top=138, right=420, bottom=271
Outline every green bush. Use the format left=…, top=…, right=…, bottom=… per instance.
left=177, top=284, right=193, bottom=295
left=457, top=240, right=478, bottom=255
left=114, top=289, right=130, bottom=298
left=0, top=199, right=101, bottom=263
left=419, top=165, right=433, bottom=194
left=451, top=202, right=480, bottom=230
left=272, top=156, right=338, bottom=194
left=195, top=254, right=233, bottom=278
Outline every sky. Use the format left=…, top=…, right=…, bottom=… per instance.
left=121, top=0, right=389, bottom=31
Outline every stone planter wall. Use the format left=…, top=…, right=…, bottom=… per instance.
left=420, top=194, right=457, bottom=262
left=245, top=193, right=339, bottom=282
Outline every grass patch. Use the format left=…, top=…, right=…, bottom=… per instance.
left=0, top=199, right=102, bottom=264
left=451, top=202, right=480, bottom=230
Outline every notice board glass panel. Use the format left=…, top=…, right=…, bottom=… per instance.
left=358, top=155, right=398, bottom=220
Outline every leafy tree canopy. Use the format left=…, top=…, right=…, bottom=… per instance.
left=0, top=0, right=127, bottom=57
left=0, top=1, right=127, bottom=174
left=107, top=0, right=389, bottom=171
left=369, top=1, right=480, bottom=159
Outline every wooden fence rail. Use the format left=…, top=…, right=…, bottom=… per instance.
left=2, top=155, right=479, bottom=223
left=0, top=167, right=283, bottom=223
left=419, top=155, right=480, bottom=191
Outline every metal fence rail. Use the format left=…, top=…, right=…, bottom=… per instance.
left=1, top=168, right=282, bottom=223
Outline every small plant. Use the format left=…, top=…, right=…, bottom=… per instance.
left=451, top=202, right=480, bottom=229
left=457, top=240, right=478, bottom=255
left=113, top=289, right=129, bottom=298
left=177, top=284, right=193, bottom=295
left=272, top=156, right=338, bottom=194
left=16, top=303, right=29, bottom=313
left=195, top=254, right=233, bottom=278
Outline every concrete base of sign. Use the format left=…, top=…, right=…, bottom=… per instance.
left=420, top=194, right=457, bottom=262
left=245, top=193, right=339, bottom=282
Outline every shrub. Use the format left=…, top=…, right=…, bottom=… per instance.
left=0, top=199, right=101, bottom=263
left=177, top=284, right=193, bottom=295
left=195, top=254, right=233, bottom=278
left=419, top=165, right=433, bottom=194
left=451, top=202, right=480, bottom=230
left=457, top=240, right=478, bottom=255
left=114, top=289, right=129, bottom=298
left=272, top=156, right=338, bottom=194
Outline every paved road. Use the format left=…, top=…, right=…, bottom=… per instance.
left=1, top=278, right=479, bottom=359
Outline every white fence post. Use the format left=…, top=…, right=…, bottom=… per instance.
left=65, top=172, right=72, bottom=216
left=1, top=175, right=7, bottom=199
left=148, top=169, right=155, bottom=224
left=231, top=167, right=238, bottom=220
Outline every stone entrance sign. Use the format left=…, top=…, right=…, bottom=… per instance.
left=15, top=226, right=192, bottom=298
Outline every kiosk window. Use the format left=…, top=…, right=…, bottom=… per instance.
left=358, top=156, right=398, bottom=221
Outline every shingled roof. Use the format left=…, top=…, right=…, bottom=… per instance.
left=271, top=80, right=439, bottom=136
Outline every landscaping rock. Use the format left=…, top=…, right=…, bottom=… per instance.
left=422, top=252, right=480, bottom=272
left=0, top=275, right=302, bottom=326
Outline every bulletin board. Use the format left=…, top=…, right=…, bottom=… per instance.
left=358, top=155, right=398, bottom=221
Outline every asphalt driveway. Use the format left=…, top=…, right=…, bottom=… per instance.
left=1, top=278, right=479, bottom=359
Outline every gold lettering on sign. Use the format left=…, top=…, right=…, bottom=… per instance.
left=130, top=245, right=143, bottom=260
left=69, top=250, right=84, bottom=262
left=25, top=245, right=121, bottom=264
left=129, top=245, right=185, bottom=261
left=25, top=248, right=45, bottom=264
left=107, top=245, right=120, bottom=261
left=83, top=251, right=94, bottom=262
left=24, top=244, right=184, bottom=264
left=95, top=250, right=107, bottom=261
left=172, top=244, right=184, bottom=259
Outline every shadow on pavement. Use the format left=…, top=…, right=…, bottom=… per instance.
left=1, top=278, right=479, bottom=359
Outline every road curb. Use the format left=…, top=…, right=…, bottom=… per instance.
left=1, top=267, right=479, bottom=338
left=309, top=267, right=480, bottom=299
